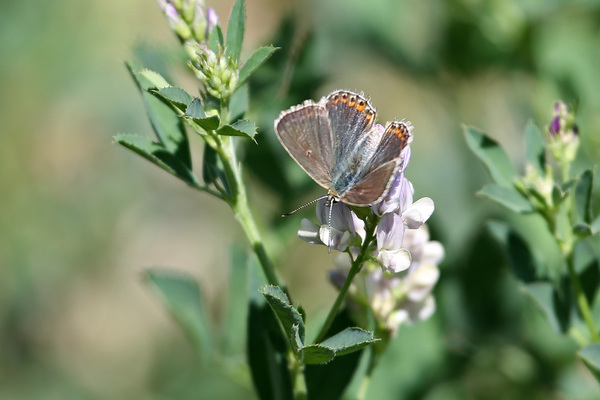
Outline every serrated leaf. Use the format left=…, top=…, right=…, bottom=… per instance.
left=229, top=84, right=249, bottom=122
left=579, top=344, right=600, bottom=383
left=320, top=327, right=378, bottom=356
left=301, top=344, right=336, bottom=365
left=126, top=62, right=191, bottom=167
left=525, top=122, right=545, bottom=175
left=155, top=86, right=193, bottom=109
left=261, top=285, right=305, bottom=349
left=292, top=323, right=304, bottom=353
left=238, top=46, right=278, bottom=87
left=127, top=61, right=171, bottom=90
left=143, top=269, right=212, bottom=362
left=185, top=98, right=220, bottom=131
left=464, top=127, right=517, bottom=187
left=479, top=184, right=533, bottom=213
left=575, top=169, right=594, bottom=225
left=247, top=265, right=293, bottom=400
left=114, top=134, right=197, bottom=185
left=217, top=119, right=257, bottom=139
left=305, top=310, right=364, bottom=400
left=487, top=221, right=541, bottom=283
left=208, top=25, right=224, bottom=53
left=225, top=0, right=245, bottom=61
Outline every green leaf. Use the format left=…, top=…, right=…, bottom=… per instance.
left=185, top=98, right=220, bottom=131
left=247, top=264, right=293, bottom=400
left=238, top=46, right=278, bottom=87
left=126, top=62, right=191, bottom=167
left=202, top=144, right=229, bottom=197
left=208, top=25, right=224, bottom=53
left=143, top=269, right=212, bottom=363
left=114, top=134, right=197, bottom=185
left=320, top=327, right=379, bottom=356
left=221, top=244, right=249, bottom=355
left=155, top=86, right=193, bottom=109
left=573, top=239, right=600, bottom=304
left=523, top=281, right=572, bottom=333
left=579, top=344, right=600, bottom=382
left=261, top=285, right=305, bottom=350
left=464, top=127, right=517, bottom=187
left=305, top=310, right=364, bottom=400
left=575, top=169, right=594, bottom=225
left=301, top=344, right=336, bottom=365
left=479, top=184, right=534, bottom=213
left=229, top=84, right=249, bottom=122
left=487, top=221, right=542, bottom=283
left=225, top=0, right=245, bottom=61
left=525, top=121, right=545, bottom=175
left=127, top=61, right=170, bottom=90
left=217, top=119, right=257, bottom=139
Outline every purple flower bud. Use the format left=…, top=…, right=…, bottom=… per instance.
left=206, top=7, right=218, bottom=37
left=549, top=116, right=560, bottom=137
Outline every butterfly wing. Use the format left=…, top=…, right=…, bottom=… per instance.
left=274, top=101, right=335, bottom=189
left=340, top=121, right=412, bottom=206
left=324, top=91, right=377, bottom=168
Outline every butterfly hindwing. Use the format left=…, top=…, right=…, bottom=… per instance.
left=340, top=121, right=412, bottom=205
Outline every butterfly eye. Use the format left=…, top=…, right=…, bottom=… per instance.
left=341, top=93, right=348, bottom=103
left=332, top=93, right=340, bottom=104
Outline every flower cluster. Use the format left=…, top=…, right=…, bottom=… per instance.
left=189, top=45, right=239, bottom=101
left=298, top=124, right=444, bottom=334
left=158, top=0, right=218, bottom=45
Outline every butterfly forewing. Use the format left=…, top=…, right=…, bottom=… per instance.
left=274, top=102, right=334, bottom=189
left=324, top=91, right=376, bottom=168
left=339, top=121, right=412, bottom=205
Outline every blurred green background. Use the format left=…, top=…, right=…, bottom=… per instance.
left=2, top=0, right=600, bottom=399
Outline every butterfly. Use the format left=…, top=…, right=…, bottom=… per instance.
left=274, top=90, right=412, bottom=209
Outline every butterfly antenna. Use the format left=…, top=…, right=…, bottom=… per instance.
left=282, top=194, right=329, bottom=217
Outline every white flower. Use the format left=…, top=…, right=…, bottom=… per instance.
left=375, top=213, right=411, bottom=273
left=402, top=197, right=434, bottom=229
left=297, top=199, right=365, bottom=252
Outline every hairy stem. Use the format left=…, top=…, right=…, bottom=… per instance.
left=216, top=136, right=280, bottom=287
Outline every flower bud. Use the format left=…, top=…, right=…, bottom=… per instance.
left=547, top=101, right=579, bottom=165
left=190, top=45, right=240, bottom=100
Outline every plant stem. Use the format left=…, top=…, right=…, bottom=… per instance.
left=216, top=136, right=280, bottom=287
left=566, top=254, right=599, bottom=342
left=314, top=217, right=377, bottom=343
left=356, top=347, right=377, bottom=400
left=290, top=354, right=308, bottom=400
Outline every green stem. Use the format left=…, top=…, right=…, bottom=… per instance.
left=290, top=354, right=307, bottom=400
left=314, top=217, right=377, bottom=343
left=356, top=347, right=377, bottom=400
left=215, top=136, right=280, bottom=287
left=567, top=254, right=599, bottom=342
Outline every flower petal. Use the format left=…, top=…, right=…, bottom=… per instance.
left=403, top=197, right=434, bottom=229
left=298, top=218, right=321, bottom=244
